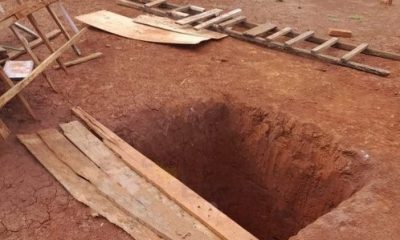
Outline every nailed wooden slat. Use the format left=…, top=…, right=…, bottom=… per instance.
left=341, top=43, right=369, bottom=62
left=145, top=0, right=166, bottom=8
left=38, top=128, right=217, bottom=240
left=17, top=133, right=163, bottom=240
left=0, top=118, right=10, bottom=140
left=176, top=9, right=223, bottom=25
left=54, top=52, right=103, bottom=69
left=72, top=107, right=259, bottom=240
left=243, top=23, right=276, bottom=37
left=284, top=30, right=314, bottom=47
left=266, top=27, right=292, bottom=41
left=0, top=28, right=87, bottom=110
left=194, top=9, right=242, bottom=30
left=60, top=121, right=221, bottom=240
left=311, top=37, right=339, bottom=54
left=218, top=15, right=246, bottom=29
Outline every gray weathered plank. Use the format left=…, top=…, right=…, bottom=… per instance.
left=311, top=37, right=339, bottom=54
left=243, top=23, right=276, bottom=37
left=176, top=8, right=223, bottom=25
left=284, top=30, right=314, bottom=47
left=341, top=43, right=369, bottom=62
left=266, top=27, right=292, bottom=41
left=194, top=9, right=242, bottom=30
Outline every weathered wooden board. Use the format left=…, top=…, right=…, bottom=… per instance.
left=72, top=106, right=259, bottom=240
left=194, top=9, right=242, bottom=30
left=76, top=10, right=210, bottom=44
left=176, top=8, right=223, bottom=25
left=38, top=128, right=217, bottom=240
left=60, top=121, right=221, bottom=240
left=133, top=14, right=226, bottom=39
left=0, top=118, right=10, bottom=140
left=18, top=133, right=163, bottom=240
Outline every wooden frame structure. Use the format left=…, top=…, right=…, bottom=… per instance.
left=0, top=0, right=89, bottom=139
left=118, top=0, right=400, bottom=77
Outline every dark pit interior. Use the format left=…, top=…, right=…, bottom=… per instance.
left=114, top=100, right=369, bottom=240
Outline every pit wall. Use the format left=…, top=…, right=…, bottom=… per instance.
left=114, top=99, right=370, bottom=240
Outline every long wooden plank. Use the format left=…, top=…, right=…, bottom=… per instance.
left=266, top=27, right=292, bottom=41
left=0, top=118, right=10, bottom=140
left=60, top=121, right=221, bottom=240
left=341, top=43, right=369, bottom=62
left=133, top=14, right=226, bottom=39
left=0, top=28, right=87, bottom=110
left=243, top=22, right=276, bottom=37
left=176, top=9, right=223, bottom=25
left=311, top=37, right=339, bottom=54
left=145, top=0, right=166, bottom=8
left=194, top=9, right=242, bottom=30
left=218, top=15, right=246, bottom=29
left=76, top=10, right=209, bottom=44
left=17, top=133, right=163, bottom=240
left=38, top=128, right=216, bottom=240
left=54, top=52, right=103, bottom=69
left=284, top=30, right=314, bottom=47
left=72, top=107, right=259, bottom=240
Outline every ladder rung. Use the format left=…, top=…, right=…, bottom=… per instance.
left=194, top=9, right=242, bottom=30
left=341, top=43, right=369, bottom=62
left=218, top=16, right=247, bottom=29
left=243, top=23, right=276, bottom=37
left=311, top=37, right=339, bottom=54
left=266, top=27, right=292, bottom=41
left=284, top=30, right=314, bottom=47
left=170, top=10, right=190, bottom=18
left=145, top=0, right=166, bottom=8
left=176, top=9, right=223, bottom=25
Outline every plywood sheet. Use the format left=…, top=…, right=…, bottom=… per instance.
left=76, top=10, right=209, bottom=44
left=133, top=14, right=227, bottom=40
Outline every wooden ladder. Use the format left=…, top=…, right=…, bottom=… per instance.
left=118, top=0, right=400, bottom=77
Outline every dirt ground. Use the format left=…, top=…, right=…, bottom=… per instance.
left=1, top=0, right=400, bottom=239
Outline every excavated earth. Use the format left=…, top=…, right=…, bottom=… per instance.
left=1, top=0, right=400, bottom=240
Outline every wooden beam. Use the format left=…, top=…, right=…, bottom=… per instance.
left=145, top=0, right=166, bottom=8
left=54, top=52, right=103, bottom=69
left=243, top=22, right=276, bottom=37
left=311, top=37, right=339, bottom=54
left=341, top=43, right=369, bottom=62
left=0, top=28, right=87, bottom=110
left=194, top=9, right=242, bottom=30
left=176, top=9, right=223, bottom=25
left=266, top=27, right=292, bottom=41
left=218, top=15, right=246, bottom=29
left=284, top=30, right=314, bottom=47
left=72, top=107, right=259, bottom=240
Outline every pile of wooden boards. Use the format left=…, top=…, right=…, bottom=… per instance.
left=19, top=107, right=258, bottom=240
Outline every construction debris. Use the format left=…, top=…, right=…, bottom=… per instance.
left=54, top=52, right=104, bottom=69
left=4, top=60, right=34, bottom=79
left=76, top=10, right=213, bottom=44
left=328, top=28, right=353, bottom=38
left=18, top=107, right=258, bottom=240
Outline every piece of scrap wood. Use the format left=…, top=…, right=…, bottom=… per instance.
left=17, top=133, right=163, bottom=240
left=0, top=118, right=10, bottom=140
left=328, top=28, right=352, bottom=38
left=194, top=9, right=242, bottom=30
left=60, top=121, right=220, bottom=240
left=176, top=9, right=223, bottom=25
left=243, top=22, right=276, bottom=37
left=54, top=52, right=103, bottom=69
left=38, top=128, right=217, bottom=240
left=133, top=14, right=226, bottom=39
left=72, top=106, right=259, bottom=240
left=145, top=0, right=166, bottom=8
left=76, top=10, right=210, bottom=44
left=341, top=43, right=369, bottom=62
left=0, top=28, right=87, bottom=110
left=218, top=16, right=247, bottom=29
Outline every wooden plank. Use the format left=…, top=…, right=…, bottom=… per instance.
left=311, top=37, right=339, bottom=54
left=266, top=27, right=292, bottom=41
left=13, top=23, right=39, bottom=39
left=145, top=0, right=166, bottom=8
left=341, top=43, right=369, bottom=62
left=176, top=9, right=223, bottom=25
left=328, top=28, right=352, bottom=38
left=60, top=121, right=220, bottom=240
left=54, top=52, right=103, bottom=69
left=284, top=30, right=314, bottom=47
left=0, top=28, right=87, bottom=110
left=72, top=107, right=259, bottom=240
left=243, top=22, right=276, bottom=37
left=76, top=10, right=209, bottom=44
left=38, top=128, right=218, bottom=240
left=0, top=118, right=10, bottom=140
left=194, top=9, right=242, bottom=30
left=17, top=133, right=164, bottom=240
left=133, top=14, right=227, bottom=40
left=218, top=15, right=246, bottom=29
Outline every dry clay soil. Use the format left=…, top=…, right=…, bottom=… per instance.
left=1, top=0, right=400, bottom=240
